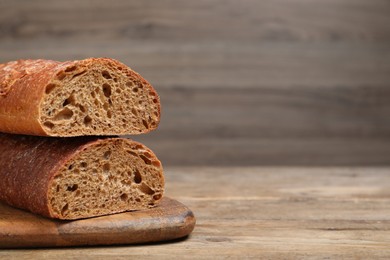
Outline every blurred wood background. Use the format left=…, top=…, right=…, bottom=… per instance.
left=0, top=0, right=389, bottom=166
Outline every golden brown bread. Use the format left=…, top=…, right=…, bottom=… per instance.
left=0, top=58, right=160, bottom=136
left=0, top=134, right=164, bottom=220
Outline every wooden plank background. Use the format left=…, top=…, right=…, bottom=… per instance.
left=0, top=0, right=389, bottom=166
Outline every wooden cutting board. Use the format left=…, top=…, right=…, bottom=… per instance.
left=0, top=197, right=195, bottom=248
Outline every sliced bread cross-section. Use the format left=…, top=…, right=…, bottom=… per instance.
left=0, top=58, right=160, bottom=137
left=0, top=134, right=164, bottom=220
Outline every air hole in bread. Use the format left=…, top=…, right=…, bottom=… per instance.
left=44, top=121, right=55, bottom=129
left=139, top=155, right=152, bottom=165
left=127, top=150, right=137, bottom=157
left=131, top=108, right=138, bottom=116
left=63, top=99, right=70, bottom=107
left=80, top=162, right=87, bottom=168
left=134, top=169, right=142, bottom=184
left=65, top=66, right=77, bottom=72
left=45, top=83, right=57, bottom=94
left=142, top=120, right=149, bottom=129
left=67, top=184, right=78, bottom=192
left=132, top=87, right=138, bottom=93
left=102, top=70, right=112, bottom=79
left=78, top=105, right=86, bottom=113
left=53, top=107, right=73, bottom=121
left=152, top=160, right=161, bottom=167
left=84, top=115, right=92, bottom=126
left=102, top=83, right=112, bottom=97
left=107, top=110, right=112, bottom=118
left=71, top=70, right=87, bottom=79
left=57, top=71, right=66, bottom=80
left=104, top=151, right=111, bottom=159
left=61, top=204, right=69, bottom=216
left=139, top=183, right=155, bottom=195
left=120, top=193, right=128, bottom=201
left=63, top=94, right=76, bottom=107
left=103, top=163, right=110, bottom=173
left=153, top=194, right=162, bottom=201
left=152, top=98, right=158, bottom=103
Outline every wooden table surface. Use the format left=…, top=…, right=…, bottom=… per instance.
left=1, top=167, right=389, bottom=259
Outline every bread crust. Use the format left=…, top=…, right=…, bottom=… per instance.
left=0, top=58, right=161, bottom=136
left=0, top=134, right=164, bottom=219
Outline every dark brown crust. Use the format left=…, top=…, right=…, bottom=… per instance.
left=0, top=134, right=164, bottom=219
left=0, top=58, right=160, bottom=136
left=0, top=133, right=90, bottom=217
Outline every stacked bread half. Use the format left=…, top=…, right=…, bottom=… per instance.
left=0, top=58, right=164, bottom=220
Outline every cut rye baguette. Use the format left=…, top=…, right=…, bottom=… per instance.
left=0, top=134, right=164, bottom=220
left=0, top=58, right=160, bottom=136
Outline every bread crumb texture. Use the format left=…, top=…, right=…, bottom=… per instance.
left=0, top=58, right=161, bottom=136
left=49, top=138, right=164, bottom=220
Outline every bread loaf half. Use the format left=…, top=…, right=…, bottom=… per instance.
left=0, top=134, right=164, bottom=220
left=0, top=58, right=160, bottom=136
